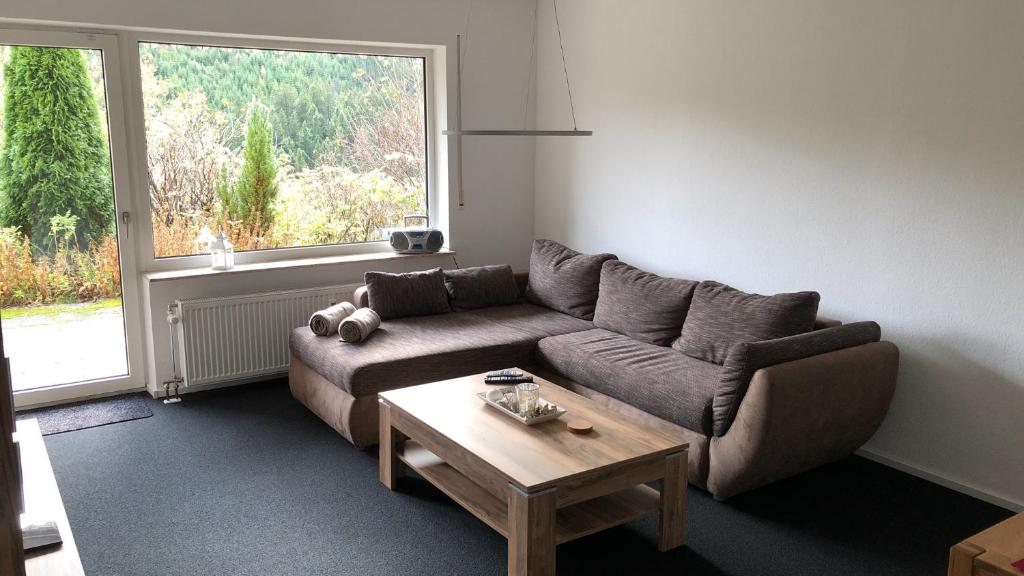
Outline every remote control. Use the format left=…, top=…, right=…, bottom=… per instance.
left=484, top=375, right=534, bottom=385
left=486, top=369, right=524, bottom=379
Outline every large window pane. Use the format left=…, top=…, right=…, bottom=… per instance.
left=0, top=44, right=129, bottom=390
left=140, top=42, right=427, bottom=258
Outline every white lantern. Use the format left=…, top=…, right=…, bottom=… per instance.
left=210, top=232, right=234, bottom=270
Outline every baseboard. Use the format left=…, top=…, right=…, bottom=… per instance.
left=856, top=447, right=1023, bottom=512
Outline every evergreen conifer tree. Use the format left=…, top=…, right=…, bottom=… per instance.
left=0, top=47, right=113, bottom=250
left=232, top=104, right=278, bottom=233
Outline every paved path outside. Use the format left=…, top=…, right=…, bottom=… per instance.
left=3, top=303, right=128, bottom=391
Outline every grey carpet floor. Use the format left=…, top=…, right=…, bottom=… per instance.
left=40, top=380, right=1012, bottom=576
left=19, top=393, right=152, bottom=435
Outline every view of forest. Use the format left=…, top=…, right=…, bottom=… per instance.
left=141, top=43, right=428, bottom=258
left=0, top=43, right=427, bottom=308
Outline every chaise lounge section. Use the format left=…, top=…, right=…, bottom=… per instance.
left=288, top=241, right=899, bottom=499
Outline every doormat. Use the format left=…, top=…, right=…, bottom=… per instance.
left=17, top=393, right=153, bottom=435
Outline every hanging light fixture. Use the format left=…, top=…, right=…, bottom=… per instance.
left=444, top=0, right=590, bottom=137
left=445, top=0, right=591, bottom=206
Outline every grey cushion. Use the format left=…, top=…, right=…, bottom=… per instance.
left=444, top=265, right=521, bottom=311
left=593, top=260, right=698, bottom=346
left=712, top=321, right=882, bottom=437
left=289, top=312, right=538, bottom=398
left=537, top=328, right=721, bottom=434
left=675, top=281, right=820, bottom=364
left=364, top=268, right=451, bottom=320
left=466, top=303, right=595, bottom=339
left=525, top=239, right=617, bottom=320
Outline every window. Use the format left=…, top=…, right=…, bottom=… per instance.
left=138, top=42, right=429, bottom=260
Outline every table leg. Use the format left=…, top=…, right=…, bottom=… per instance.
left=508, top=485, right=556, bottom=576
left=378, top=399, right=406, bottom=490
left=659, top=450, right=687, bottom=551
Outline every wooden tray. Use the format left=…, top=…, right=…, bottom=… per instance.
left=476, top=388, right=566, bottom=425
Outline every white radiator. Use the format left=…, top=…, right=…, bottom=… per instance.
left=173, top=285, right=360, bottom=388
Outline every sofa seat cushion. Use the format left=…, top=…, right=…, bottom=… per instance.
left=537, top=328, right=721, bottom=434
left=290, top=312, right=538, bottom=398
left=466, top=303, right=595, bottom=339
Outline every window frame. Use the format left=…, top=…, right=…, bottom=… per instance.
left=120, top=31, right=439, bottom=272
left=0, top=28, right=148, bottom=406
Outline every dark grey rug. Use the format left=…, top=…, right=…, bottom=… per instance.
left=18, top=393, right=153, bottom=435
left=40, top=381, right=1014, bottom=576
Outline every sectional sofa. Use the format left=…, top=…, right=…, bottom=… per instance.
left=289, top=240, right=899, bottom=499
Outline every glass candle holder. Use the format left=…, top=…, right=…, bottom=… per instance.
left=516, top=382, right=540, bottom=417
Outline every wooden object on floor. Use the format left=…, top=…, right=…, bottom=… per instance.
left=1, top=323, right=26, bottom=576
left=18, top=419, right=84, bottom=576
left=948, top=511, right=1024, bottom=576
left=379, top=369, right=689, bottom=575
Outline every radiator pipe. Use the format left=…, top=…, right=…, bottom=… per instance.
left=163, top=304, right=183, bottom=404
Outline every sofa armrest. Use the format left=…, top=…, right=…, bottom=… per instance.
left=706, top=341, right=899, bottom=499
left=713, top=321, right=882, bottom=437
left=353, top=286, right=369, bottom=309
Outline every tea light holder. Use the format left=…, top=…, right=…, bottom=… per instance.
left=515, top=382, right=540, bottom=417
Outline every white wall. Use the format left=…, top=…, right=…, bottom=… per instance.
left=534, top=0, right=1024, bottom=508
left=1, top=0, right=540, bottom=394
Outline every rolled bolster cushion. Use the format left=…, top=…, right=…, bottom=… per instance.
left=339, top=308, right=382, bottom=343
left=309, top=301, right=357, bottom=336
left=712, top=321, right=883, bottom=437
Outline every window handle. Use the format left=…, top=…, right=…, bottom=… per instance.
left=121, top=211, right=131, bottom=238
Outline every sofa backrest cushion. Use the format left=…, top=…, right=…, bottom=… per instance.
left=525, top=239, right=617, bottom=320
left=674, top=281, right=820, bottom=364
left=443, top=265, right=522, bottom=311
left=593, top=260, right=698, bottom=346
left=712, top=321, right=882, bottom=436
left=364, top=268, right=451, bottom=320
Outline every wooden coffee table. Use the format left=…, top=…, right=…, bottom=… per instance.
left=949, top=511, right=1024, bottom=576
left=378, top=370, right=690, bottom=576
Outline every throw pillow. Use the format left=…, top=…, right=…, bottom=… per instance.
left=364, top=268, right=451, bottom=320
left=444, top=265, right=521, bottom=311
left=524, top=239, right=617, bottom=320
left=593, top=260, right=698, bottom=346
left=674, top=281, right=820, bottom=364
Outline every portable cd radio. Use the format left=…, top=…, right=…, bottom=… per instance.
left=388, top=215, right=444, bottom=254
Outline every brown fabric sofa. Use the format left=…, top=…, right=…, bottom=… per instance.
left=289, top=268, right=898, bottom=499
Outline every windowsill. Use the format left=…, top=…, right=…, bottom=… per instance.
left=143, top=248, right=456, bottom=283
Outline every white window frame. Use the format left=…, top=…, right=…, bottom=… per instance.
left=119, top=31, right=441, bottom=273
left=0, top=28, right=147, bottom=407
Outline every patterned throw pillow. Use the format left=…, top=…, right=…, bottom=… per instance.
left=524, top=239, right=617, bottom=320
left=443, top=265, right=521, bottom=311
left=674, top=281, right=820, bottom=364
left=364, top=268, right=451, bottom=320
left=593, top=260, right=698, bottom=346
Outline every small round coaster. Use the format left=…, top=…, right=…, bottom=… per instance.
left=567, top=419, right=593, bottom=434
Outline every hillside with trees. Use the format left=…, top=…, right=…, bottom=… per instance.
left=140, top=43, right=427, bottom=257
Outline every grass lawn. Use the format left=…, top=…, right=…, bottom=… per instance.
left=0, top=297, right=123, bottom=320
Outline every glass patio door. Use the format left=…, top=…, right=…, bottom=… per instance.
left=0, top=30, right=144, bottom=407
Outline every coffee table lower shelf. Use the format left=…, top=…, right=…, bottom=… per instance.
left=397, top=440, right=661, bottom=545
